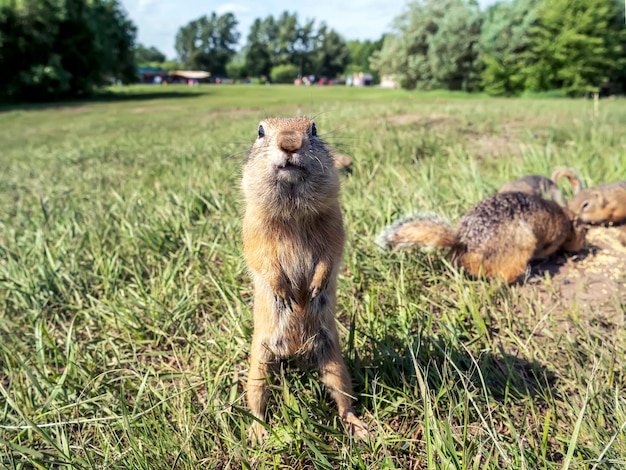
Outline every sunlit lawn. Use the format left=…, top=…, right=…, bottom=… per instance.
left=1, top=84, right=625, bottom=469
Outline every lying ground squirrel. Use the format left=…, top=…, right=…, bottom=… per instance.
left=377, top=192, right=587, bottom=283
left=567, top=180, right=626, bottom=225
left=241, top=116, right=368, bottom=443
left=498, top=167, right=583, bottom=206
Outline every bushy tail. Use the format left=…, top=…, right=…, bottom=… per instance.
left=375, top=213, right=457, bottom=251
left=551, top=167, right=584, bottom=194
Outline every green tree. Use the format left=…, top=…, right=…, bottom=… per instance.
left=244, top=12, right=344, bottom=79
left=345, top=38, right=384, bottom=74
left=522, top=0, right=626, bottom=96
left=175, top=12, right=239, bottom=76
left=0, top=0, right=137, bottom=102
left=225, top=50, right=247, bottom=79
left=272, top=12, right=302, bottom=66
left=370, top=0, right=482, bottom=90
left=139, top=60, right=181, bottom=72
left=478, top=0, right=539, bottom=95
left=244, top=17, right=276, bottom=79
left=0, top=0, right=68, bottom=100
left=135, top=43, right=166, bottom=64
left=270, top=63, right=299, bottom=83
left=310, top=24, right=349, bottom=78
left=89, top=0, right=137, bottom=85
left=428, top=0, right=482, bottom=90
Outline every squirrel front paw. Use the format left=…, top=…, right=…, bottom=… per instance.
left=270, top=273, right=294, bottom=302
left=309, top=281, right=328, bottom=300
left=309, top=261, right=331, bottom=300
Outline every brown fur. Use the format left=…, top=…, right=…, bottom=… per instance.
left=377, top=192, right=586, bottom=284
left=241, top=117, right=368, bottom=443
left=332, top=152, right=353, bottom=172
left=551, top=167, right=584, bottom=195
left=497, top=168, right=583, bottom=207
left=567, top=180, right=626, bottom=225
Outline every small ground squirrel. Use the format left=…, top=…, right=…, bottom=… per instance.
left=241, top=116, right=368, bottom=443
left=498, top=168, right=583, bottom=206
left=377, top=192, right=586, bottom=283
left=567, top=180, right=626, bottom=225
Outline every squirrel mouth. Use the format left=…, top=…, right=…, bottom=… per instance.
left=276, top=161, right=305, bottom=173
left=275, top=160, right=306, bottom=182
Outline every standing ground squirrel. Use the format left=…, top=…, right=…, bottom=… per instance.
left=498, top=167, right=583, bottom=206
left=241, top=117, right=368, bottom=443
left=567, top=180, right=626, bottom=225
left=376, top=192, right=586, bottom=283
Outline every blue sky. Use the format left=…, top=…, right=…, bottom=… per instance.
left=121, top=0, right=496, bottom=60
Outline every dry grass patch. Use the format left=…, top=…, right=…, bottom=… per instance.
left=386, top=113, right=460, bottom=128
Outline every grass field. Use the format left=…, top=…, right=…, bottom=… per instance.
left=1, top=85, right=625, bottom=469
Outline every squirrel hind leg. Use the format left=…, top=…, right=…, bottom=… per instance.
left=246, top=335, right=276, bottom=444
left=493, top=248, right=534, bottom=283
left=461, top=248, right=532, bottom=284
left=312, top=328, right=369, bottom=438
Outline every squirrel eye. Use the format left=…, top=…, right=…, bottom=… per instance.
left=311, top=123, right=317, bottom=137
left=258, top=125, right=265, bottom=138
left=580, top=201, right=589, bottom=211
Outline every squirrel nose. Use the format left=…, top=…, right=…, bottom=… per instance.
left=277, top=130, right=303, bottom=153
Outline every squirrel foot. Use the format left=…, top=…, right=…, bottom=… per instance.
left=247, top=421, right=269, bottom=446
left=344, top=412, right=370, bottom=439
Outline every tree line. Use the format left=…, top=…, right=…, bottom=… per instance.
left=2, top=0, right=625, bottom=102
left=373, top=0, right=626, bottom=96
left=147, top=0, right=626, bottom=95
left=0, top=1, right=380, bottom=102
left=0, top=0, right=136, bottom=102
left=168, top=11, right=380, bottom=84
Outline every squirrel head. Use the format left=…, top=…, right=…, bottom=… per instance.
left=242, top=117, right=340, bottom=218
left=568, top=190, right=604, bottom=223
left=562, top=209, right=588, bottom=252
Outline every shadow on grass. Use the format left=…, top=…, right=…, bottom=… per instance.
left=527, top=246, right=594, bottom=281
left=0, top=89, right=206, bottom=113
left=357, top=333, right=557, bottom=403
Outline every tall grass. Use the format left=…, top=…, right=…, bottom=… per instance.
left=1, top=85, right=625, bottom=469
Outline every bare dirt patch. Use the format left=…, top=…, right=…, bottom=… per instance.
left=469, top=134, right=521, bottom=159
left=523, top=225, right=626, bottom=319
left=387, top=113, right=527, bottom=158
left=207, top=107, right=258, bottom=117
left=54, top=106, right=91, bottom=113
left=131, top=105, right=182, bottom=114
left=387, top=113, right=459, bottom=127
left=465, top=116, right=569, bottom=159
